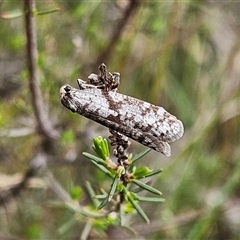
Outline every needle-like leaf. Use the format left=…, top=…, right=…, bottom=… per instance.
left=132, top=179, right=162, bottom=195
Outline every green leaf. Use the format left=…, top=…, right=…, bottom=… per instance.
left=126, top=191, right=149, bottom=223
left=103, top=138, right=110, bottom=156
left=92, top=136, right=110, bottom=160
left=93, top=137, right=105, bottom=159
left=136, top=196, right=165, bottom=203
left=82, top=152, right=106, bottom=165
left=36, top=8, right=60, bottom=15
left=98, top=174, right=119, bottom=209
left=108, top=175, right=120, bottom=202
left=65, top=202, right=104, bottom=219
left=94, top=194, right=107, bottom=200
left=98, top=197, right=108, bottom=209
left=143, top=168, right=163, bottom=178
left=117, top=182, right=124, bottom=192
left=132, top=148, right=151, bottom=163
left=124, top=200, right=135, bottom=214
left=116, top=166, right=125, bottom=178
left=85, top=182, right=99, bottom=208
left=133, top=166, right=152, bottom=179
left=90, top=160, right=113, bottom=178
left=1, top=10, right=24, bottom=19
left=132, top=179, right=162, bottom=195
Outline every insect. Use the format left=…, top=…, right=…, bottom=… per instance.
left=60, top=64, right=184, bottom=156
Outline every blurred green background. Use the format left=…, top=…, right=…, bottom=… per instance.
left=0, top=1, right=240, bottom=239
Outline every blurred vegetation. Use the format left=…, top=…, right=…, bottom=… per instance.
left=1, top=1, right=240, bottom=239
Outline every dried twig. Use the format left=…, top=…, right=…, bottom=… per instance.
left=24, top=0, right=58, bottom=141
left=0, top=152, right=47, bottom=205
left=94, top=0, right=141, bottom=68
left=0, top=0, right=62, bottom=206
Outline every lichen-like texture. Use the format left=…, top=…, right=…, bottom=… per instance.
left=60, top=85, right=184, bottom=156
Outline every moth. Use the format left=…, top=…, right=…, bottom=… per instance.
left=60, top=78, right=184, bottom=157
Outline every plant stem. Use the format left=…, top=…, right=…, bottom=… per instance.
left=24, top=0, right=58, bottom=140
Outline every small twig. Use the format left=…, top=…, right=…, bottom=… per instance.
left=24, top=0, right=58, bottom=140
left=0, top=153, right=73, bottom=205
left=94, top=0, right=141, bottom=68
left=0, top=127, right=34, bottom=137
left=44, top=170, right=72, bottom=202
left=3, top=0, right=61, bottom=207
left=0, top=152, right=47, bottom=205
